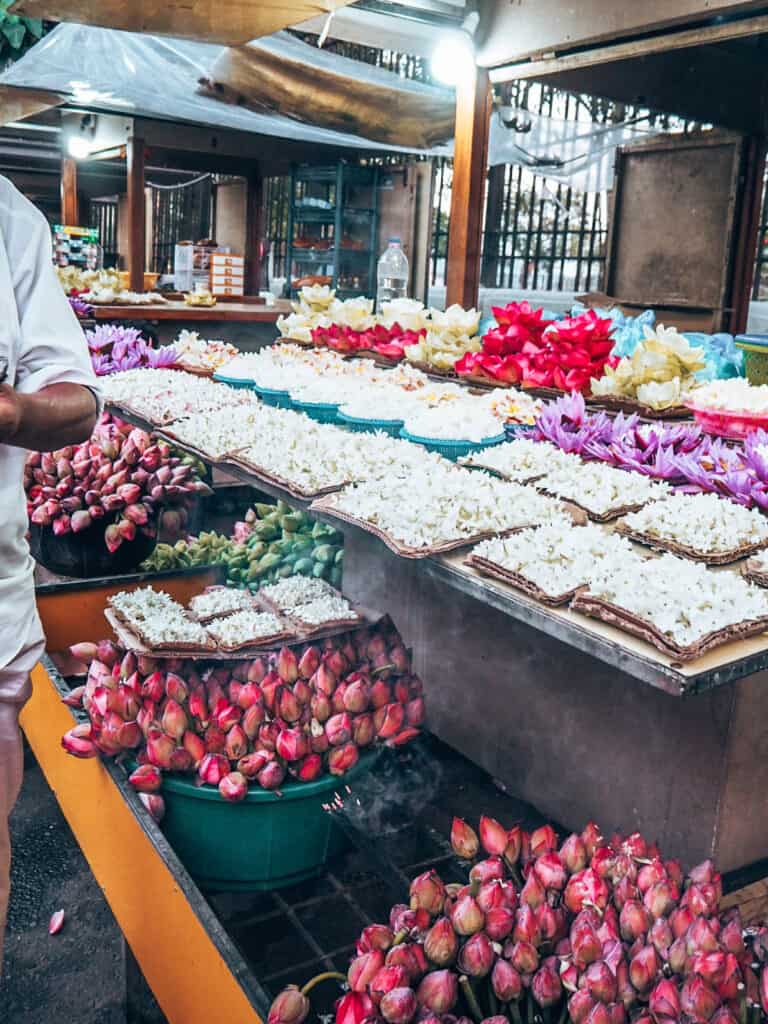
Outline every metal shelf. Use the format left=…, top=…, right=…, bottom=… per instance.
left=106, top=402, right=768, bottom=698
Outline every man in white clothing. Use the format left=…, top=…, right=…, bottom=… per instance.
left=0, top=176, right=100, bottom=970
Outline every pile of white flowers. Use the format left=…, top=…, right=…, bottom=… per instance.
left=621, top=492, right=768, bottom=554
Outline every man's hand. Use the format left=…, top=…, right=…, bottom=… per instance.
left=0, top=382, right=97, bottom=451
left=0, top=385, right=21, bottom=444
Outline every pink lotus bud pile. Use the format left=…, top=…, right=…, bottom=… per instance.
left=61, top=622, right=424, bottom=802
left=268, top=817, right=768, bottom=1024
left=24, top=412, right=211, bottom=552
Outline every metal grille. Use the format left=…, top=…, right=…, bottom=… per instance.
left=88, top=197, right=119, bottom=269
left=148, top=175, right=213, bottom=275
left=753, top=169, right=768, bottom=301
left=265, top=176, right=290, bottom=282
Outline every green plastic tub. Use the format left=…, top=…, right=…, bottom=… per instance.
left=157, top=750, right=377, bottom=891
left=735, top=335, right=768, bottom=385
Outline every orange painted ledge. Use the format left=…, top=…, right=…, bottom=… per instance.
left=22, top=660, right=264, bottom=1024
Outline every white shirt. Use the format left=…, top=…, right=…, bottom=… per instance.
left=0, top=176, right=100, bottom=674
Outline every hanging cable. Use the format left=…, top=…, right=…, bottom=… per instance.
left=146, top=172, right=213, bottom=191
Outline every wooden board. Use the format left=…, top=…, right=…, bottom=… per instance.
left=721, top=877, right=768, bottom=924
left=10, top=0, right=355, bottom=45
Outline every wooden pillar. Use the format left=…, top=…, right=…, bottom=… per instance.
left=446, top=66, right=492, bottom=308
left=245, top=169, right=264, bottom=295
left=60, top=157, right=79, bottom=225
left=126, top=137, right=146, bottom=293
left=728, top=135, right=767, bottom=335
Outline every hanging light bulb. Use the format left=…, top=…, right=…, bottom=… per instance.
left=431, top=11, right=479, bottom=88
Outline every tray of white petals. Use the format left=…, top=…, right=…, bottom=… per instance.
left=571, top=552, right=768, bottom=660
left=615, top=492, right=768, bottom=564
left=459, top=439, right=573, bottom=483
left=535, top=456, right=668, bottom=521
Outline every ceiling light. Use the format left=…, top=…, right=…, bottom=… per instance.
left=431, top=11, right=479, bottom=87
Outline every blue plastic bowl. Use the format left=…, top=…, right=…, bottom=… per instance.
left=292, top=399, right=341, bottom=424
left=213, top=372, right=254, bottom=391
left=400, top=429, right=508, bottom=461
left=337, top=411, right=405, bottom=437
left=253, top=384, right=293, bottom=408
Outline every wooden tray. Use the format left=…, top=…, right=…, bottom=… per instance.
left=614, top=524, right=768, bottom=565
left=465, top=554, right=582, bottom=607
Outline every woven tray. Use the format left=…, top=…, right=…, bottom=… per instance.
left=538, top=489, right=652, bottom=523
left=457, top=454, right=548, bottom=485
left=587, top=394, right=692, bottom=420
left=614, top=524, right=768, bottom=565
left=156, top=429, right=247, bottom=466
left=570, top=593, right=768, bottom=662
left=742, top=559, right=768, bottom=587
left=225, top=454, right=349, bottom=500
left=465, top=554, right=582, bottom=607
left=255, top=588, right=362, bottom=634
left=188, top=587, right=258, bottom=624
left=105, top=609, right=219, bottom=656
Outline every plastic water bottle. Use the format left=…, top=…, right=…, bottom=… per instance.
left=376, top=237, right=408, bottom=311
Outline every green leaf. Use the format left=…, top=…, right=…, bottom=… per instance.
left=22, top=16, right=42, bottom=38
left=2, top=20, right=26, bottom=49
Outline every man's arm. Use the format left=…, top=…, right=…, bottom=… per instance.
left=0, top=381, right=98, bottom=450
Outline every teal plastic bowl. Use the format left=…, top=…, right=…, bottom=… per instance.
left=253, top=384, right=293, bottom=408
left=292, top=399, right=341, bottom=424
left=156, top=749, right=378, bottom=891
left=337, top=411, right=404, bottom=437
left=400, top=429, right=507, bottom=461
left=213, top=372, right=254, bottom=391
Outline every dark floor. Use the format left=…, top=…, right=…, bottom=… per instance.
left=1, top=747, right=162, bottom=1023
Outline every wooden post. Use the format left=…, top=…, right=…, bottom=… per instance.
left=126, top=137, right=146, bottom=293
left=728, top=135, right=767, bottom=335
left=245, top=169, right=263, bottom=296
left=446, top=66, right=492, bottom=308
left=60, top=156, right=79, bottom=225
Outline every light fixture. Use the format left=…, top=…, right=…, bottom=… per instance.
left=65, top=113, right=95, bottom=160
left=431, top=10, right=479, bottom=88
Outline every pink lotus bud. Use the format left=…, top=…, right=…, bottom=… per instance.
left=241, top=703, right=265, bottom=741
left=297, top=645, right=320, bottom=680
left=352, top=713, right=375, bottom=748
left=293, top=679, right=311, bottom=707
left=276, top=727, right=309, bottom=763
left=379, top=987, right=416, bottom=1024
left=643, top=879, right=678, bottom=919
left=139, top=792, right=165, bottom=823
left=670, top=905, right=695, bottom=939
left=613, top=876, right=639, bottom=911
left=534, top=851, right=567, bottom=890
left=182, top=731, right=206, bottom=764
left=293, top=753, right=322, bottom=782
left=219, top=771, right=248, bottom=802
left=215, top=703, right=241, bottom=731
left=313, top=662, right=338, bottom=696
left=237, top=751, right=271, bottom=780
left=521, top=870, right=546, bottom=909
left=234, top=681, right=261, bottom=710
left=719, top=917, right=745, bottom=956
left=680, top=975, right=720, bottom=1022
left=369, top=678, right=392, bottom=708
left=310, top=692, right=332, bottom=723
left=648, top=917, right=672, bottom=960
left=485, top=906, right=515, bottom=941
left=688, top=859, right=717, bottom=886
left=457, top=931, right=494, bottom=978
left=686, top=917, right=720, bottom=955
left=344, top=678, right=370, bottom=714
left=410, top=869, right=447, bottom=917
left=161, top=699, right=187, bottom=740
left=536, top=902, right=566, bottom=944
left=61, top=724, right=98, bottom=758
left=225, top=724, right=248, bottom=761
left=560, top=960, right=580, bottom=994
left=52, top=514, right=71, bottom=537
left=205, top=725, right=227, bottom=754
left=349, top=949, right=385, bottom=991
left=569, top=991, right=597, bottom=1024
left=257, top=761, right=286, bottom=790
left=118, top=720, right=142, bottom=749
left=164, top=672, right=188, bottom=703
left=469, top=857, right=504, bottom=886
left=385, top=942, right=427, bottom=983
left=449, top=893, right=484, bottom=935
left=358, top=924, right=395, bottom=954
left=277, top=646, right=299, bottom=684
left=649, top=979, right=681, bottom=1020
left=531, top=959, right=562, bottom=1008
left=565, top=868, right=610, bottom=914
left=689, top=952, right=728, bottom=989
left=711, top=1010, right=738, bottom=1024
left=424, top=917, right=458, bottom=966
left=258, top=722, right=280, bottom=752
left=373, top=702, right=405, bottom=739
left=620, top=900, right=651, bottom=942
left=585, top=961, right=618, bottom=1004
left=335, top=992, right=375, bottom=1024
left=665, top=936, right=687, bottom=974
left=628, top=945, right=659, bottom=994
left=325, top=712, right=352, bottom=746
left=246, top=657, right=266, bottom=684
left=146, top=730, right=175, bottom=768
left=682, top=883, right=719, bottom=918
left=636, top=859, right=666, bottom=894
left=104, top=523, right=122, bottom=552
left=416, top=970, right=458, bottom=1014
left=277, top=687, right=301, bottom=723
left=530, top=824, right=557, bottom=858
left=328, top=741, right=359, bottom=776
left=502, top=939, right=535, bottom=975
left=141, top=671, right=165, bottom=703
left=585, top=1006, right=611, bottom=1024
left=591, top=847, right=616, bottom=879
left=70, top=509, right=92, bottom=533
left=560, top=832, right=588, bottom=873
left=478, top=815, right=508, bottom=856
left=477, top=879, right=516, bottom=913
left=92, top=685, right=117, bottom=718
left=61, top=685, right=86, bottom=708
left=116, top=518, right=136, bottom=541
left=489, top=959, right=521, bottom=1002
left=269, top=986, right=310, bottom=1024
left=198, top=753, right=229, bottom=786
left=370, top=965, right=409, bottom=1004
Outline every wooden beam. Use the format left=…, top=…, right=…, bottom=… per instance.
left=477, top=0, right=767, bottom=68
left=727, top=136, right=767, bottom=334
left=60, top=156, right=79, bottom=225
left=244, top=169, right=264, bottom=295
left=126, top=137, right=146, bottom=292
left=446, top=67, right=491, bottom=310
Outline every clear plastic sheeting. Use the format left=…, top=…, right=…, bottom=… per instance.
left=0, top=23, right=451, bottom=155
left=489, top=106, right=659, bottom=191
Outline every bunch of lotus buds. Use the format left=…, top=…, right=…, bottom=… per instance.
left=267, top=817, right=768, bottom=1024
left=61, top=621, right=424, bottom=805
left=24, top=412, right=211, bottom=552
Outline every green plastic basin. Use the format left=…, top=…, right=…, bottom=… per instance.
left=157, top=750, right=377, bottom=891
